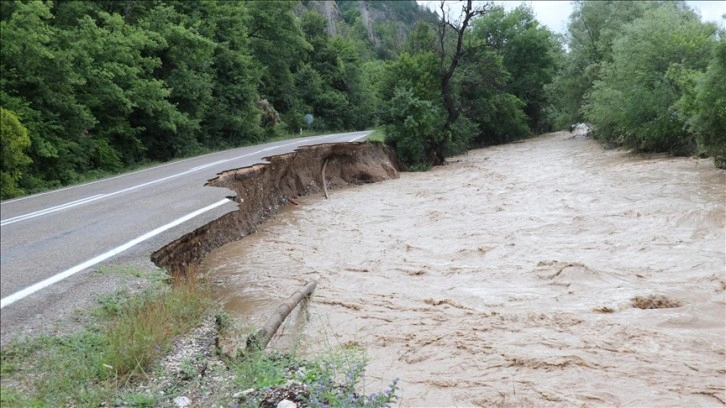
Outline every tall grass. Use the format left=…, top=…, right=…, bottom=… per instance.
left=104, top=274, right=209, bottom=379
left=0, top=269, right=210, bottom=406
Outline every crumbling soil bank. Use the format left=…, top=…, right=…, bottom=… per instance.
left=151, top=142, right=399, bottom=273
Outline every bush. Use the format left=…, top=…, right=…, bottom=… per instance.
left=691, top=36, right=726, bottom=167
left=383, top=87, right=444, bottom=169
left=0, top=107, right=32, bottom=199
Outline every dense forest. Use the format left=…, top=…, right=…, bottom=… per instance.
left=1, top=0, right=724, bottom=199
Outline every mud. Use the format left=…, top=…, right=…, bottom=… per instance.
left=151, top=142, right=399, bottom=273
left=200, top=132, right=725, bottom=407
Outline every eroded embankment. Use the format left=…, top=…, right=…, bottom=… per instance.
left=151, top=142, right=399, bottom=273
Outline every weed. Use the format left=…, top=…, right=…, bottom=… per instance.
left=230, top=346, right=399, bottom=408
left=104, top=279, right=210, bottom=380
left=0, top=267, right=211, bottom=406
left=179, top=357, right=198, bottom=381
left=301, top=348, right=398, bottom=408
left=233, top=349, right=291, bottom=389
left=366, top=128, right=386, bottom=143
left=114, top=392, right=158, bottom=407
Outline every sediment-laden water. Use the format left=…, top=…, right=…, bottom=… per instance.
left=202, top=131, right=725, bottom=407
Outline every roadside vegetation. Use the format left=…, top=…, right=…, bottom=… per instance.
left=1, top=0, right=723, bottom=402
left=0, top=267, right=398, bottom=407
left=0, top=268, right=209, bottom=406
left=2, top=0, right=723, bottom=200
left=550, top=1, right=725, bottom=165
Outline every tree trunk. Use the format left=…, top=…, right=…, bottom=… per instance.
left=246, top=281, right=318, bottom=350
left=322, top=159, right=329, bottom=199
left=433, top=0, right=485, bottom=166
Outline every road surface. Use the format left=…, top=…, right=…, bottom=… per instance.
left=0, top=131, right=370, bottom=341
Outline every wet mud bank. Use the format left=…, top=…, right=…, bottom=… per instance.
left=151, top=142, right=399, bottom=273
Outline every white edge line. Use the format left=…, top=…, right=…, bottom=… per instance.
left=348, top=133, right=370, bottom=142
left=0, top=199, right=231, bottom=309
left=0, top=131, right=365, bottom=223
left=0, top=132, right=344, bottom=205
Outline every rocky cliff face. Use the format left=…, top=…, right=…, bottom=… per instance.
left=301, top=1, right=433, bottom=45
left=304, top=1, right=343, bottom=35
left=151, top=142, right=399, bottom=274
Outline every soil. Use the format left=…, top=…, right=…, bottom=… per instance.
left=151, top=142, right=399, bottom=275
left=200, top=131, right=726, bottom=407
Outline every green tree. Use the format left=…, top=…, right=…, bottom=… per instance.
left=584, top=4, right=716, bottom=154
left=245, top=1, right=310, bottom=134
left=137, top=4, right=216, bottom=161
left=458, top=46, right=530, bottom=146
left=0, top=0, right=95, bottom=188
left=198, top=1, right=264, bottom=146
left=1, top=107, right=32, bottom=198
left=58, top=7, right=172, bottom=168
left=433, top=0, right=490, bottom=164
left=299, top=10, right=376, bottom=131
left=687, top=35, right=726, bottom=166
left=549, top=1, right=654, bottom=127
left=472, top=5, right=560, bottom=132
left=383, top=87, right=444, bottom=169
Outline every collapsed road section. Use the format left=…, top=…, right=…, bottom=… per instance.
left=151, top=142, right=399, bottom=274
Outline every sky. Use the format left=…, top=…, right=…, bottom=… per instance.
left=416, top=1, right=726, bottom=35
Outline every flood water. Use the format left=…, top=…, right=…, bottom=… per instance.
left=201, top=131, right=725, bottom=407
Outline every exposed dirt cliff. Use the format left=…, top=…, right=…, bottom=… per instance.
left=150, top=142, right=399, bottom=274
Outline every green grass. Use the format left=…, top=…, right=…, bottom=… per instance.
left=365, top=127, right=386, bottom=142
left=0, top=267, right=399, bottom=407
left=0, top=270, right=211, bottom=407
left=229, top=345, right=399, bottom=408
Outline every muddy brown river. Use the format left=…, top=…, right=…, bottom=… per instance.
left=201, top=131, right=725, bottom=407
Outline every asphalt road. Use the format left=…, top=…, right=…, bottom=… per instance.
left=0, top=131, right=370, bottom=315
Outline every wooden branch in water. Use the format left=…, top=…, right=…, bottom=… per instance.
left=322, top=159, right=330, bottom=199
left=247, top=281, right=317, bottom=350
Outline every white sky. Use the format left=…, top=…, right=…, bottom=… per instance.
left=417, top=1, right=726, bottom=35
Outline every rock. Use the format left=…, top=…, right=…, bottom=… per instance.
left=232, top=388, right=255, bottom=398
left=277, top=400, right=297, bottom=408
left=173, top=396, right=191, bottom=407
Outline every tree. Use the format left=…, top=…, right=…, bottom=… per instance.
left=378, top=51, right=443, bottom=167
left=584, top=4, right=716, bottom=154
left=245, top=1, right=310, bottom=134
left=199, top=1, right=264, bottom=146
left=0, top=0, right=95, bottom=188
left=472, top=5, right=560, bottom=133
left=431, top=0, right=492, bottom=164
left=458, top=45, right=530, bottom=146
left=135, top=4, right=216, bottom=161
left=1, top=108, right=32, bottom=198
left=433, top=1, right=488, bottom=161
left=549, top=1, right=654, bottom=127
left=685, top=34, right=726, bottom=167
left=384, top=87, right=444, bottom=169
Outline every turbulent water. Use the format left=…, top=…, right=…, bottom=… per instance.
left=202, top=131, right=725, bottom=407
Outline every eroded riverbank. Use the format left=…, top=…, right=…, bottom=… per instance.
left=201, top=131, right=725, bottom=407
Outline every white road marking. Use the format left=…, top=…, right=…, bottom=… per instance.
left=191, top=159, right=231, bottom=171
left=0, top=199, right=231, bottom=309
left=0, top=134, right=346, bottom=226
left=348, top=133, right=369, bottom=142
left=1, top=195, right=107, bottom=226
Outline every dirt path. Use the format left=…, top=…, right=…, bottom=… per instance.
left=203, top=131, right=725, bottom=407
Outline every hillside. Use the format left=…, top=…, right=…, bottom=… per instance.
left=306, top=0, right=438, bottom=58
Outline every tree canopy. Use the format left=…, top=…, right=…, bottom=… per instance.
left=549, top=0, right=724, bottom=165
left=2, top=0, right=724, bottom=199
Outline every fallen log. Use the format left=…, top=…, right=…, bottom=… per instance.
left=247, top=281, right=318, bottom=350
left=322, top=159, right=330, bottom=199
